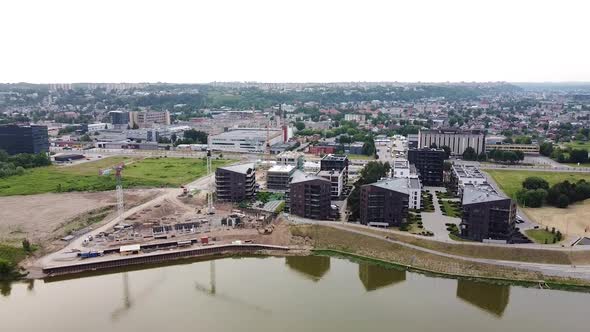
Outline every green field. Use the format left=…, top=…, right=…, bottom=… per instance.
left=525, top=229, right=561, bottom=244
left=485, top=170, right=590, bottom=198
left=347, top=154, right=376, bottom=160
left=440, top=200, right=462, bottom=218
left=0, top=156, right=234, bottom=196
left=564, top=141, right=590, bottom=151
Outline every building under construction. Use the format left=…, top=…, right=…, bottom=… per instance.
left=215, top=163, right=257, bottom=202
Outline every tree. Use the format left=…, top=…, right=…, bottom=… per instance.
left=477, top=152, right=487, bottom=161
left=540, top=142, right=553, bottom=156
left=79, top=134, right=92, bottom=142
left=462, top=147, right=477, bottom=161
left=430, top=143, right=438, bottom=149
left=522, top=177, right=549, bottom=190
left=295, top=121, right=305, bottom=131
left=569, top=149, right=589, bottom=164
left=557, top=194, right=570, bottom=208
left=441, top=145, right=451, bottom=158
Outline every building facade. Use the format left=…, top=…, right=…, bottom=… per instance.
left=109, top=111, right=129, bottom=129
left=449, top=164, right=488, bottom=195
left=288, top=170, right=332, bottom=220
left=129, top=110, right=171, bottom=128
left=276, top=151, right=304, bottom=169
left=360, top=178, right=411, bottom=227
left=317, top=169, right=344, bottom=199
left=485, top=143, right=540, bottom=154
left=209, top=129, right=283, bottom=153
left=418, top=129, right=486, bottom=155
left=460, top=184, right=517, bottom=242
left=320, top=154, right=349, bottom=189
left=407, top=148, right=446, bottom=186
left=0, top=124, right=49, bottom=155
left=266, top=165, right=295, bottom=191
left=215, top=163, right=256, bottom=202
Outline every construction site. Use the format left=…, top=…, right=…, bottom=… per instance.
left=35, top=149, right=292, bottom=278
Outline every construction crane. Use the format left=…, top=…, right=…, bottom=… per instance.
left=99, top=162, right=125, bottom=224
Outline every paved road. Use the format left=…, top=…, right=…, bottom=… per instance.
left=287, top=216, right=590, bottom=281
left=421, top=187, right=461, bottom=241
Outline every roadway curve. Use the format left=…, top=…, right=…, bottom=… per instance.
left=287, top=216, right=590, bottom=281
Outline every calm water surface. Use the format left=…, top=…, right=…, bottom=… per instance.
left=1, top=256, right=589, bottom=332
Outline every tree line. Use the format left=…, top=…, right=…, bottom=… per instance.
left=0, top=150, right=51, bottom=178
left=516, top=176, right=590, bottom=208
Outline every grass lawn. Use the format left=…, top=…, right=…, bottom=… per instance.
left=525, top=229, right=561, bottom=244
left=485, top=170, right=590, bottom=198
left=0, top=156, right=234, bottom=196
left=565, top=163, right=590, bottom=168
left=440, top=200, right=462, bottom=218
left=347, top=154, right=376, bottom=160
left=564, top=141, right=590, bottom=151
left=0, top=244, right=28, bottom=265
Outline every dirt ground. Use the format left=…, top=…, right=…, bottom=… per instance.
left=524, top=200, right=590, bottom=237
left=0, top=189, right=163, bottom=248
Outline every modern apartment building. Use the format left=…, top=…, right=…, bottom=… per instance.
left=407, top=148, right=446, bottom=186
left=320, top=154, right=349, bottom=189
left=449, top=164, right=488, bottom=195
left=418, top=129, right=486, bottom=155
left=0, top=124, right=49, bottom=155
left=109, top=111, right=129, bottom=129
left=317, top=169, right=344, bottom=199
left=266, top=165, right=295, bottom=191
left=459, top=184, right=517, bottom=242
left=275, top=151, right=304, bottom=169
left=360, top=178, right=419, bottom=227
left=215, top=163, right=256, bottom=202
left=288, top=170, right=332, bottom=220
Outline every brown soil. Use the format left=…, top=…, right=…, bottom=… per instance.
left=523, top=200, right=590, bottom=237
left=0, top=189, right=163, bottom=249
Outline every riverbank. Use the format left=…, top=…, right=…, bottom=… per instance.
left=290, top=224, right=590, bottom=289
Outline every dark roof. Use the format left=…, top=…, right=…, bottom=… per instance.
left=366, top=178, right=416, bottom=195
left=290, top=170, right=329, bottom=184
left=462, top=184, right=507, bottom=205
left=218, top=163, right=255, bottom=174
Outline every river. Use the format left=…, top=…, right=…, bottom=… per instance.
left=1, top=256, right=589, bottom=332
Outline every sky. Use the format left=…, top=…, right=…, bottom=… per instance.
left=1, top=0, right=589, bottom=83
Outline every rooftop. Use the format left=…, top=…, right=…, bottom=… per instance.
left=452, top=164, right=486, bottom=179
left=368, top=177, right=420, bottom=195
left=290, top=170, right=329, bottom=184
left=211, top=129, right=281, bottom=140
left=462, top=183, right=507, bottom=205
left=268, top=165, right=295, bottom=173
left=218, top=163, right=255, bottom=174
left=321, top=154, right=348, bottom=162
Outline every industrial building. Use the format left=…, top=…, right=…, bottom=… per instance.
left=288, top=170, right=332, bottom=220
left=407, top=148, right=446, bottom=186
left=360, top=178, right=420, bottom=227
left=266, top=165, right=295, bottom=191
left=276, top=151, right=304, bottom=169
left=320, top=154, right=349, bottom=189
left=418, top=129, right=486, bottom=155
left=215, top=163, right=257, bottom=202
left=208, top=128, right=283, bottom=153
left=459, top=184, right=517, bottom=242
left=485, top=143, right=540, bottom=154
left=0, top=124, right=49, bottom=155
left=317, top=169, right=345, bottom=199
left=129, top=110, right=171, bottom=128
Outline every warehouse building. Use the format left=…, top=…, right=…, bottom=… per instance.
left=215, top=163, right=257, bottom=202
left=418, top=129, right=486, bottom=155
left=0, top=124, right=49, bottom=155
left=208, top=128, right=283, bottom=153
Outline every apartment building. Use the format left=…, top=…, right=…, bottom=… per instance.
left=0, top=124, right=49, bottom=155
left=215, top=163, right=256, bottom=202
left=360, top=178, right=420, bottom=227
left=320, top=154, right=349, bottom=189
left=288, top=170, right=332, bottom=220
left=266, top=165, right=295, bottom=191
left=317, top=169, right=344, bottom=199
left=407, top=148, right=446, bottom=186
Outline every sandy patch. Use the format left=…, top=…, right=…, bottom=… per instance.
left=523, top=199, right=590, bottom=237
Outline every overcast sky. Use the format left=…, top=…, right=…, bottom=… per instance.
left=1, top=0, right=588, bottom=83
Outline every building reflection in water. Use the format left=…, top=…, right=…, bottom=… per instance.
left=358, top=262, right=406, bottom=292
left=456, top=279, right=510, bottom=317
left=285, top=256, right=331, bottom=282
